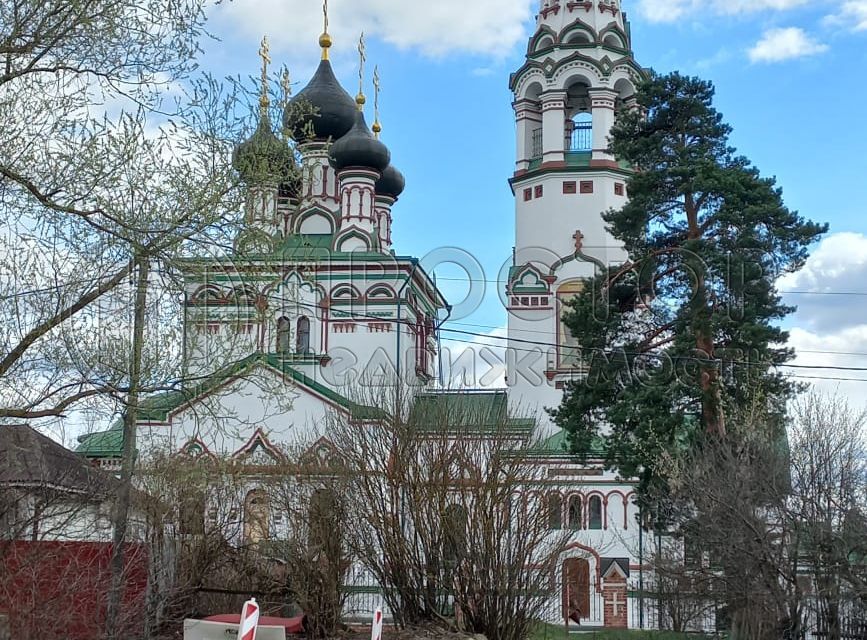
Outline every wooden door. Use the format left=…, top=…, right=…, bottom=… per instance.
left=562, top=558, right=591, bottom=623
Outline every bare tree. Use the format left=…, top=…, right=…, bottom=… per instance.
left=644, top=390, right=866, bottom=639
left=326, top=382, right=569, bottom=640
left=788, top=391, right=867, bottom=639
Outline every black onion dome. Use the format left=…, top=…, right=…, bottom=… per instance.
left=233, top=114, right=296, bottom=184
left=329, top=110, right=391, bottom=172
left=375, top=164, right=405, bottom=198
left=285, top=60, right=357, bottom=141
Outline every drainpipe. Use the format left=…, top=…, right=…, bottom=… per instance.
left=639, top=501, right=644, bottom=629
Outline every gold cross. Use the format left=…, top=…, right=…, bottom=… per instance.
left=373, top=65, right=382, bottom=136
left=281, top=66, right=291, bottom=102
left=258, top=35, right=271, bottom=114
left=357, top=31, right=367, bottom=105
left=323, top=0, right=329, bottom=34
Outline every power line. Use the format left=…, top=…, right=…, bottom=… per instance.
left=432, top=275, right=867, bottom=297
left=443, top=319, right=867, bottom=359
left=330, top=308, right=867, bottom=376
left=435, top=333, right=867, bottom=384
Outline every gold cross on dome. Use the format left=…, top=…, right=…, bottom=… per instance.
left=573, top=230, right=585, bottom=252
left=372, top=65, right=382, bottom=136
left=258, top=35, right=271, bottom=114
left=357, top=31, right=367, bottom=104
left=323, top=0, right=329, bottom=34
left=281, top=66, right=291, bottom=102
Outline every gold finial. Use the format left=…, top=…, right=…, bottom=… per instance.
left=280, top=66, right=292, bottom=141
left=356, top=32, right=367, bottom=109
left=319, top=0, right=332, bottom=60
left=258, top=35, right=271, bottom=115
left=281, top=66, right=292, bottom=103
left=372, top=65, right=382, bottom=137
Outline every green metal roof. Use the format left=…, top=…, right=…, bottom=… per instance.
left=525, top=152, right=630, bottom=173
left=408, top=390, right=534, bottom=434
left=76, top=353, right=386, bottom=459
left=527, top=428, right=606, bottom=458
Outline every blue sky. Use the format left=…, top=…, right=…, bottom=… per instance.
left=201, top=0, right=867, bottom=402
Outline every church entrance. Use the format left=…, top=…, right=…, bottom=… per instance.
left=562, top=558, right=591, bottom=623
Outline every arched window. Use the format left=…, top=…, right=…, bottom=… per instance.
left=567, top=496, right=582, bottom=530
left=588, top=495, right=603, bottom=530
left=296, top=316, right=311, bottom=353
left=244, top=489, right=270, bottom=543
left=548, top=493, right=563, bottom=530
left=443, top=504, right=468, bottom=570
left=276, top=317, right=291, bottom=353
left=568, top=112, right=593, bottom=152
left=309, top=488, right=339, bottom=550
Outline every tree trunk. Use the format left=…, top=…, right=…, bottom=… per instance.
left=105, top=253, right=150, bottom=640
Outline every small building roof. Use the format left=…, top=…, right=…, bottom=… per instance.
left=0, top=425, right=120, bottom=496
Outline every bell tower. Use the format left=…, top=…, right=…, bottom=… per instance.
left=505, top=0, right=646, bottom=430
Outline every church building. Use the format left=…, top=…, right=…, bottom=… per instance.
left=77, top=0, right=657, bottom=630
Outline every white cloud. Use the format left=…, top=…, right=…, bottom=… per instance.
left=779, top=232, right=867, bottom=409
left=779, top=232, right=867, bottom=333
left=210, top=0, right=535, bottom=59
left=825, top=1, right=867, bottom=31
left=787, top=326, right=867, bottom=410
left=747, top=27, right=828, bottom=63
left=637, top=0, right=808, bottom=24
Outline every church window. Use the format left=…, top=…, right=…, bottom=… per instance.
left=563, top=181, right=577, bottom=194
left=548, top=493, right=563, bottom=530
left=179, top=492, right=205, bottom=535
left=443, top=504, right=468, bottom=570
left=588, top=495, right=603, bottom=530
left=276, top=317, right=291, bottom=353
left=531, top=128, right=543, bottom=159
left=296, top=316, right=311, bottom=353
left=523, top=188, right=532, bottom=202
left=534, top=185, right=544, bottom=198
left=615, top=182, right=625, bottom=196
left=580, top=180, right=594, bottom=194
left=309, top=488, right=339, bottom=551
left=243, top=489, right=270, bottom=543
left=567, top=496, right=582, bottom=530
left=206, top=322, right=221, bottom=335
left=557, top=281, right=584, bottom=369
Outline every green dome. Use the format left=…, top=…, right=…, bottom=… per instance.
left=233, top=114, right=298, bottom=190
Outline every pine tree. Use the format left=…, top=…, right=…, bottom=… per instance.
left=551, top=72, right=826, bottom=493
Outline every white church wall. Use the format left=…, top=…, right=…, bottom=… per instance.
left=137, top=367, right=336, bottom=458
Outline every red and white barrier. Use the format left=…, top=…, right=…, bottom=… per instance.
left=370, top=607, right=383, bottom=640
left=240, top=598, right=260, bottom=640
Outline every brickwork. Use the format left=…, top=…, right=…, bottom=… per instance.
left=603, top=573, right=628, bottom=628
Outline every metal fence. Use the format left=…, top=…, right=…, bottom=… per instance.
left=531, top=128, right=543, bottom=159
left=566, top=122, right=592, bottom=152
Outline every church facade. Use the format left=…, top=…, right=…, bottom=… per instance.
left=77, top=0, right=659, bottom=630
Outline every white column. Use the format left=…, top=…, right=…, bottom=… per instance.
left=540, top=90, right=567, bottom=166
left=589, top=88, right=618, bottom=162
left=514, top=99, right=542, bottom=173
